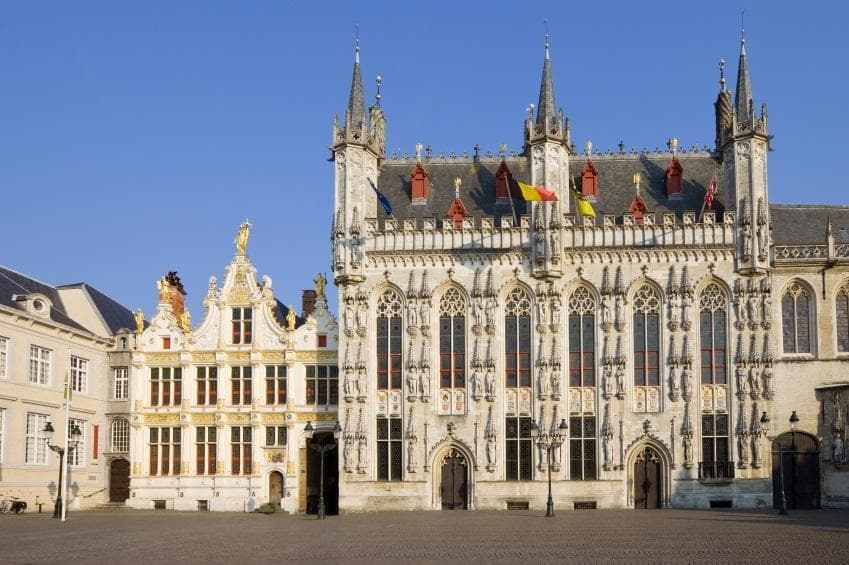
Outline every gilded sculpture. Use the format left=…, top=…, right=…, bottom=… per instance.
left=135, top=308, right=145, bottom=334
left=286, top=306, right=296, bottom=330
left=235, top=220, right=251, bottom=255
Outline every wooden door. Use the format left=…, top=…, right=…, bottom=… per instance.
left=440, top=450, right=467, bottom=510
left=633, top=446, right=662, bottom=509
left=772, top=433, right=820, bottom=509
left=269, top=471, right=284, bottom=509
left=109, top=459, right=130, bottom=502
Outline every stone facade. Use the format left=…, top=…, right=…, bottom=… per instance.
left=329, top=36, right=849, bottom=511
left=128, top=225, right=339, bottom=513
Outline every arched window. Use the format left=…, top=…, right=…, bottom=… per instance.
left=699, top=283, right=727, bottom=386
left=568, top=287, right=596, bottom=388
left=439, top=288, right=466, bottom=412
left=504, top=287, right=532, bottom=481
left=633, top=284, right=661, bottom=413
left=375, top=288, right=403, bottom=482
left=782, top=282, right=812, bottom=354
left=633, top=285, right=661, bottom=387
left=111, top=418, right=129, bottom=452
left=698, top=283, right=729, bottom=478
left=568, top=286, right=597, bottom=480
left=836, top=283, right=849, bottom=353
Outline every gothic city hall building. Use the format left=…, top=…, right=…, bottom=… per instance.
left=329, top=35, right=849, bottom=512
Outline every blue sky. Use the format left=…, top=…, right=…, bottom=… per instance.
left=1, top=1, right=847, bottom=319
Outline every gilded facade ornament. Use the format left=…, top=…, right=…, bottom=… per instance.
left=235, top=220, right=251, bottom=255
left=314, top=272, right=327, bottom=298
left=286, top=306, right=296, bottom=330
left=135, top=308, right=145, bottom=334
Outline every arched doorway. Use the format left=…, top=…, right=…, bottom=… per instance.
left=633, top=445, right=663, bottom=509
left=109, top=458, right=130, bottom=503
left=306, top=432, right=339, bottom=515
left=268, top=471, right=284, bottom=509
left=440, top=448, right=468, bottom=510
left=772, top=432, right=820, bottom=509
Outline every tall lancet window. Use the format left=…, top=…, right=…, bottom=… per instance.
left=439, top=288, right=466, bottom=415
left=836, top=283, right=849, bottom=353
left=504, top=287, right=532, bottom=481
left=632, top=285, right=661, bottom=412
left=699, top=283, right=729, bottom=479
left=376, top=288, right=403, bottom=481
left=782, top=282, right=811, bottom=354
left=568, top=286, right=597, bottom=480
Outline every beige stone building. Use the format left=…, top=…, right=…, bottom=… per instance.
left=128, top=225, right=339, bottom=513
left=328, top=34, right=849, bottom=512
left=0, top=266, right=135, bottom=510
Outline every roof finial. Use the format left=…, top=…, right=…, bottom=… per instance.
left=740, top=11, right=746, bottom=53
left=454, top=176, right=462, bottom=199
left=544, top=18, right=550, bottom=60
left=719, top=58, right=727, bottom=90
left=585, top=140, right=592, bottom=156
left=632, top=172, right=642, bottom=196
left=354, top=23, right=360, bottom=63
left=375, top=74, right=382, bottom=106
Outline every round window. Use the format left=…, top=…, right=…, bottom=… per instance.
left=32, top=299, right=46, bottom=312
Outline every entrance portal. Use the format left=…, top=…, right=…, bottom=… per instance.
left=633, top=446, right=662, bottom=509
left=269, top=471, right=284, bottom=509
left=440, top=449, right=468, bottom=510
left=772, top=432, right=820, bottom=509
left=306, top=432, right=339, bottom=515
left=109, top=458, right=130, bottom=503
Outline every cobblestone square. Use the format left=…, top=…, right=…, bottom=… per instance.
left=1, top=508, right=847, bottom=564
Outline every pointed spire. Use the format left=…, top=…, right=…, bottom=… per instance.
left=535, top=22, right=558, bottom=129
left=346, top=28, right=367, bottom=133
left=734, top=20, right=753, bottom=125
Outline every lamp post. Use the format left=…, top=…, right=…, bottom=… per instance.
left=530, top=418, right=568, bottom=517
left=304, top=420, right=342, bottom=519
left=44, top=421, right=81, bottom=520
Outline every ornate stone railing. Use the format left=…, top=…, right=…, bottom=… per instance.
left=773, top=245, right=828, bottom=261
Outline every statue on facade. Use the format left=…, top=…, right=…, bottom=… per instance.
left=180, top=309, right=191, bottom=332
left=550, top=368, right=562, bottom=398
left=601, top=294, right=613, bottom=329
left=135, top=308, right=145, bottom=334
left=343, top=370, right=357, bottom=398
left=473, top=299, right=484, bottom=329
left=484, top=366, right=495, bottom=398
left=420, top=370, right=431, bottom=399
left=472, top=367, right=483, bottom=398
left=742, top=224, right=753, bottom=259
left=314, top=273, right=327, bottom=298
left=736, top=364, right=748, bottom=396
left=343, top=298, right=355, bottom=336
left=356, top=299, right=368, bottom=331
left=834, top=436, right=845, bottom=464
left=738, top=431, right=750, bottom=465
left=357, top=439, right=368, bottom=473
left=286, top=306, right=296, bottom=331
left=615, top=364, right=625, bottom=398
left=550, top=296, right=561, bottom=327
left=343, top=438, right=354, bottom=472
left=602, top=364, right=613, bottom=399
left=419, top=300, right=431, bottom=329
left=406, top=368, right=418, bottom=397
left=486, top=435, right=497, bottom=470
left=235, top=220, right=251, bottom=255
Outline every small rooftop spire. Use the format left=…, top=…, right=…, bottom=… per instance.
left=355, top=23, right=360, bottom=63
left=719, top=58, right=727, bottom=91
left=734, top=12, right=753, bottom=124
left=535, top=21, right=557, bottom=127
left=375, top=74, right=382, bottom=106
left=346, top=24, right=367, bottom=131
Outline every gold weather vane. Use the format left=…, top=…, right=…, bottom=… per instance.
left=235, top=219, right=252, bottom=256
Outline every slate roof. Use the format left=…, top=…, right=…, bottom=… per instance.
left=0, top=265, right=135, bottom=336
left=271, top=299, right=306, bottom=330
left=0, top=265, right=89, bottom=332
left=770, top=205, right=849, bottom=245
left=375, top=153, right=725, bottom=226
left=58, top=282, right=137, bottom=334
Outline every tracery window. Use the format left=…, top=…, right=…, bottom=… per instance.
left=782, top=282, right=811, bottom=354
left=376, top=417, right=402, bottom=481
left=837, top=283, right=849, bottom=353
left=568, top=287, right=596, bottom=388
left=699, top=284, right=727, bottom=386
left=505, top=416, right=532, bottom=481
left=376, top=289, right=403, bottom=390
left=569, top=415, right=597, bottom=480
left=439, top=288, right=466, bottom=414
left=504, top=288, right=532, bottom=390
left=633, top=285, right=661, bottom=412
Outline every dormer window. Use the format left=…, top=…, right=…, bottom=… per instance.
left=581, top=159, right=599, bottom=199
left=232, top=307, right=253, bottom=344
left=666, top=157, right=683, bottom=197
left=410, top=162, right=429, bottom=203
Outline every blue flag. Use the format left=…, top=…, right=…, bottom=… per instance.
left=369, top=179, right=392, bottom=215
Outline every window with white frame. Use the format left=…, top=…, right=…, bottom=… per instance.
left=265, top=425, right=287, bottom=447
left=25, top=412, right=49, bottom=464
left=113, top=367, right=129, bottom=400
left=68, top=418, right=86, bottom=466
left=111, top=418, right=129, bottom=452
left=196, top=426, right=217, bottom=475
left=70, top=356, right=88, bottom=394
left=29, top=345, right=51, bottom=385
left=150, top=367, right=182, bottom=406
left=149, top=426, right=181, bottom=476
left=0, top=336, right=8, bottom=378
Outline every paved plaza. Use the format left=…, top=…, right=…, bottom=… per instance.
left=1, top=508, right=848, bottom=563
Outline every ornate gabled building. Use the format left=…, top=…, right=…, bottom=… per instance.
left=129, top=224, right=339, bottom=513
left=330, top=32, right=849, bottom=511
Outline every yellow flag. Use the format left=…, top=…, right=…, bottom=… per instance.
left=573, top=189, right=596, bottom=218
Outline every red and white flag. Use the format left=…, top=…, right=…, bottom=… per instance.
left=704, top=174, right=717, bottom=209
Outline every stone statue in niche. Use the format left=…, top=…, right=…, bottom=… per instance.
left=419, top=300, right=431, bottom=329
left=683, top=434, right=693, bottom=467
left=668, top=288, right=680, bottom=329
left=419, top=370, right=431, bottom=400
left=751, top=433, right=762, bottom=468
left=742, top=224, right=753, bottom=259
left=343, top=298, right=355, bottom=336
left=762, top=293, right=772, bottom=328
left=550, top=368, right=562, bottom=398
left=486, top=436, right=497, bottom=471
left=356, top=300, right=368, bottom=334
left=615, top=364, right=625, bottom=398
left=550, top=230, right=560, bottom=258
left=762, top=364, right=774, bottom=399
left=343, top=370, right=357, bottom=398
left=681, top=364, right=692, bottom=401
left=407, top=439, right=417, bottom=470
left=738, top=431, right=750, bottom=467
left=472, top=367, right=483, bottom=399
left=601, top=295, right=613, bottom=330
left=749, top=367, right=761, bottom=399
left=834, top=436, right=845, bottom=464
left=614, top=295, right=625, bottom=331
left=550, top=297, right=562, bottom=327
left=406, top=367, right=418, bottom=397
left=757, top=224, right=768, bottom=260
left=343, top=438, right=355, bottom=472
left=747, top=293, right=760, bottom=327
left=682, top=291, right=693, bottom=330
left=484, top=366, right=496, bottom=398
left=357, top=439, right=368, bottom=473
left=473, top=299, right=484, bottom=329
left=407, top=304, right=418, bottom=329
left=534, top=230, right=545, bottom=262
left=602, top=364, right=613, bottom=399
left=538, top=365, right=550, bottom=398
left=603, top=433, right=614, bottom=470
left=736, top=364, right=748, bottom=397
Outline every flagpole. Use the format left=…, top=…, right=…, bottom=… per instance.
left=507, top=176, right=519, bottom=227
left=61, top=360, right=70, bottom=522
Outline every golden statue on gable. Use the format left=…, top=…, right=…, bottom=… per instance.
left=235, top=220, right=251, bottom=256
left=135, top=308, right=145, bottom=334
left=286, top=306, right=296, bottom=331
left=156, top=277, right=170, bottom=302
left=314, top=273, right=327, bottom=298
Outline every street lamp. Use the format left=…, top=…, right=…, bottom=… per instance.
left=304, top=420, right=343, bottom=519
left=530, top=418, right=568, bottom=517
left=777, top=411, right=799, bottom=516
left=44, top=421, right=81, bottom=520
